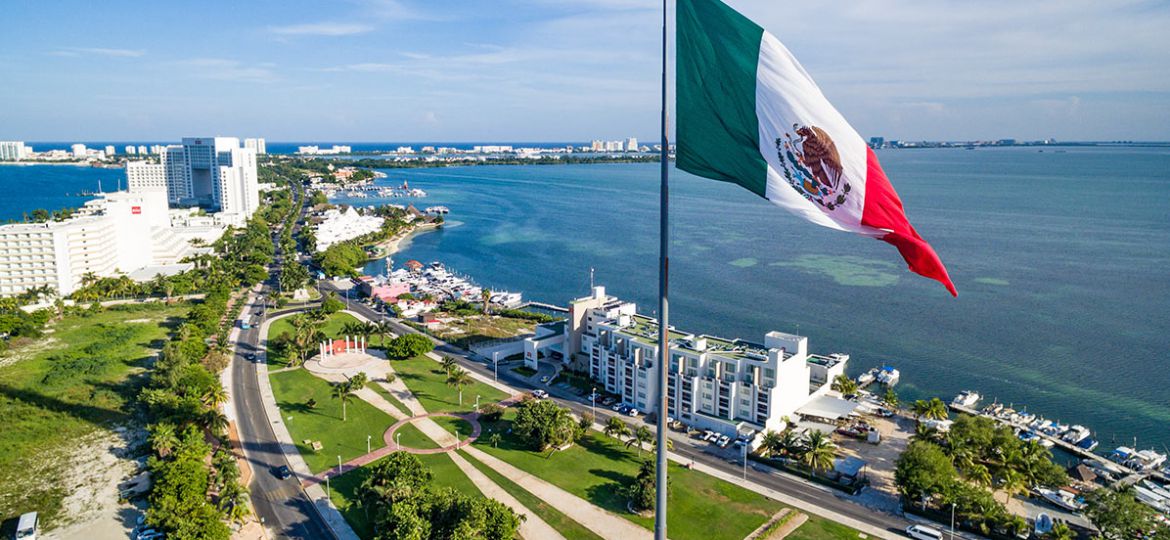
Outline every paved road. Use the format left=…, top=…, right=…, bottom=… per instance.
left=229, top=183, right=336, bottom=539
left=317, top=281, right=918, bottom=538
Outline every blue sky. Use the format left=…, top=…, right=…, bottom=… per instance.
left=1, top=0, right=1168, bottom=142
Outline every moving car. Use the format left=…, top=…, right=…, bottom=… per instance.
left=275, top=465, right=293, bottom=480
left=15, top=512, right=38, bottom=540
left=625, top=407, right=640, bottom=417
left=532, top=390, right=548, bottom=399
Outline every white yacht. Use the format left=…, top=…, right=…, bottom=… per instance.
left=951, top=390, right=981, bottom=407
left=876, top=365, right=900, bottom=386
left=1061, top=425, right=1091, bottom=444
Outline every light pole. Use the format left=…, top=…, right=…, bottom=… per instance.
left=475, top=395, right=480, bottom=412
left=950, top=503, right=955, bottom=540
left=325, top=474, right=330, bottom=498
left=742, top=442, right=748, bottom=481
left=367, top=434, right=371, bottom=454
left=338, top=455, right=342, bottom=476
left=396, top=432, right=402, bottom=450
left=591, top=387, right=597, bottom=419
left=493, top=351, right=499, bottom=381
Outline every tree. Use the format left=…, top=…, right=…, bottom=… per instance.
left=332, top=380, right=355, bottom=421
left=376, top=321, right=394, bottom=346
left=201, top=409, right=229, bottom=437
left=912, top=398, right=949, bottom=421
left=895, top=440, right=957, bottom=506
left=604, top=417, right=631, bottom=441
left=150, top=422, right=179, bottom=458
left=627, top=425, right=653, bottom=454
left=441, top=355, right=458, bottom=375
left=321, top=292, right=345, bottom=314
left=446, top=368, right=472, bottom=406
left=1084, top=488, right=1157, bottom=540
left=513, top=399, right=581, bottom=451
left=202, top=385, right=228, bottom=409
left=626, top=459, right=663, bottom=512
left=480, top=288, right=492, bottom=314
left=800, top=430, right=837, bottom=472
left=831, top=374, right=858, bottom=396
left=348, top=372, right=369, bottom=392
left=883, top=387, right=899, bottom=408
left=479, top=402, right=504, bottom=423
left=385, top=333, right=434, bottom=360
left=1043, top=521, right=1074, bottom=540
left=487, top=433, right=502, bottom=448
left=759, top=430, right=784, bottom=458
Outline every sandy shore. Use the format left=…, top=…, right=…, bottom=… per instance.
left=370, top=221, right=441, bottom=260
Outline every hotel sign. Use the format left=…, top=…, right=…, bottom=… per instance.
left=131, top=206, right=142, bottom=215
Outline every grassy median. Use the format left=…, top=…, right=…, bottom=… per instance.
left=387, top=354, right=508, bottom=414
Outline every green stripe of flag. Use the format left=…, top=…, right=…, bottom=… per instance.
left=676, top=0, right=768, bottom=198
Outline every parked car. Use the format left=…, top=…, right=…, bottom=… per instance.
left=275, top=465, right=293, bottom=480
left=539, top=375, right=550, bottom=383
left=717, top=435, right=731, bottom=448
left=703, top=431, right=717, bottom=442
left=626, top=408, right=640, bottom=417
left=15, top=512, right=38, bottom=540
left=904, top=525, right=944, bottom=540
left=532, top=390, right=548, bottom=399
left=601, top=397, right=616, bottom=406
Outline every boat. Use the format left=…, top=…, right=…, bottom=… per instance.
left=856, top=368, right=878, bottom=386
left=952, top=390, right=981, bottom=408
left=1061, top=425, right=1091, bottom=444
left=1110, top=447, right=1168, bottom=472
left=1036, top=487, right=1085, bottom=512
left=1076, top=437, right=1099, bottom=452
left=1033, top=513, right=1054, bottom=535
left=876, top=365, right=900, bottom=386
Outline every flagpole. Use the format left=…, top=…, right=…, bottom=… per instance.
left=655, top=0, right=670, bottom=538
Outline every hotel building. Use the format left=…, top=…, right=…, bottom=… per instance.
left=526, top=286, right=849, bottom=437
left=123, top=137, right=259, bottom=223
left=0, top=191, right=222, bottom=297
left=0, top=141, right=29, bottom=161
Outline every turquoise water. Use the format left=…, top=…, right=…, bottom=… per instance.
left=337, top=147, right=1170, bottom=452
left=4, top=148, right=1168, bottom=451
left=0, top=164, right=122, bottom=222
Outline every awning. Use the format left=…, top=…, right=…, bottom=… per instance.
left=796, top=395, right=859, bottom=421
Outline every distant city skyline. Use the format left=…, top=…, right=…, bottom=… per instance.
left=1, top=0, right=1168, bottom=141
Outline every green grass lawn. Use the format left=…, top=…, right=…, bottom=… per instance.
left=330, top=451, right=481, bottom=540
left=459, top=450, right=604, bottom=540
left=269, top=369, right=394, bottom=473
left=472, top=412, right=781, bottom=540
left=786, top=515, right=863, bottom=540
left=367, top=382, right=414, bottom=417
left=388, top=355, right=508, bottom=414
left=265, top=311, right=360, bottom=366
left=431, top=416, right=474, bottom=440
left=391, top=421, right=439, bottom=450
left=0, top=303, right=188, bottom=527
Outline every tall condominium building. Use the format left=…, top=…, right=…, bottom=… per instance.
left=0, top=190, right=223, bottom=297
left=0, top=141, right=28, bottom=161
left=136, top=145, right=148, bottom=155
left=523, top=287, right=849, bottom=437
left=626, top=137, right=638, bottom=152
left=104, top=145, right=117, bottom=156
left=160, top=145, right=192, bottom=204
left=125, top=161, right=167, bottom=193
left=213, top=147, right=259, bottom=216
left=125, top=145, right=137, bottom=155
left=173, top=137, right=259, bottom=217
left=244, top=137, right=267, bottom=154
left=71, top=144, right=87, bottom=158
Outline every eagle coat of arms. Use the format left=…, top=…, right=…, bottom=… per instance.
left=774, top=124, right=851, bottom=211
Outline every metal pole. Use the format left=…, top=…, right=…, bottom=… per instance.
left=494, top=351, right=499, bottom=381
left=654, top=0, right=670, bottom=537
left=950, top=503, right=955, bottom=539
left=367, top=434, right=371, bottom=454
left=338, top=455, right=342, bottom=475
left=396, top=432, right=401, bottom=449
left=592, top=387, right=597, bottom=418
left=743, top=443, right=747, bottom=481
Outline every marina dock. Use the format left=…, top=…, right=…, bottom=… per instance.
left=948, top=403, right=1170, bottom=487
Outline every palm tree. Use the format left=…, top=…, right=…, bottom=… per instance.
left=488, top=433, right=502, bottom=448
left=759, top=430, right=784, bottom=458
left=882, top=387, right=899, bottom=408
left=446, top=368, right=472, bottom=406
left=800, top=430, right=837, bottom=472
left=202, top=385, right=229, bottom=409
left=627, top=426, right=653, bottom=454
left=968, top=463, right=993, bottom=487
left=912, top=422, right=941, bottom=443
left=480, top=288, right=492, bottom=314
left=441, top=356, right=458, bottom=375
left=911, top=399, right=931, bottom=420
left=831, top=374, right=859, bottom=396
left=377, top=321, right=394, bottom=346
left=332, top=380, right=355, bottom=421
left=779, top=430, right=804, bottom=458
left=202, top=409, right=230, bottom=437
left=1044, top=522, right=1074, bottom=540
left=924, top=397, right=949, bottom=420
left=604, top=417, right=631, bottom=441
left=150, top=422, right=179, bottom=458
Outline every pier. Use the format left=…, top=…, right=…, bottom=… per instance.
left=948, top=403, right=1170, bottom=487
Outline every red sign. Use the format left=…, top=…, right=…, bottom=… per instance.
left=131, top=206, right=141, bottom=215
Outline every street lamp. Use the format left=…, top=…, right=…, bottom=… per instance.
left=950, top=503, right=956, bottom=540
left=591, top=387, right=597, bottom=418
left=338, top=455, right=342, bottom=475
left=493, top=351, right=499, bottom=381
left=367, top=434, right=371, bottom=454
left=475, top=395, right=480, bottom=412
left=742, top=442, right=748, bottom=481
left=396, top=432, right=402, bottom=449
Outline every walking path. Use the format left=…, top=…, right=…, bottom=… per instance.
left=447, top=451, right=566, bottom=540
left=461, top=445, right=653, bottom=540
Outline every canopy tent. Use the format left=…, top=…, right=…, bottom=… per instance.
left=796, top=394, right=859, bottom=422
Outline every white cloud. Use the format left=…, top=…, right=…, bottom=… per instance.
left=176, top=58, right=280, bottom=83
left=269, top=22, right=374, bottom=36
left=51, top=47, right=145, bottom=58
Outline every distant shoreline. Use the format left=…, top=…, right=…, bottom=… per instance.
left=368, top=221, right=441, bottom=261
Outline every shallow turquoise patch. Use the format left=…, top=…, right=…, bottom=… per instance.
left=975, top=277, right=1010, bottom=286
left=730, top=257, right=758, bottom=268
left=770, top=255, right=899, bottom=287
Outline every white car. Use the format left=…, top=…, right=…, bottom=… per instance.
left=626, top=408, right=639, bottom=417
left=717, top=435, right=731, bottom=448
left=531, top=390, right=548, bottom=399
left=904, top=525, right=944, bottom=540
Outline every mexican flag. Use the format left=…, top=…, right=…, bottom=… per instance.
left=676, top=0, right=957, bottom=296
